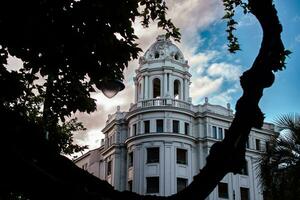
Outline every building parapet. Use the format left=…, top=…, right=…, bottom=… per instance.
left=105, top=110, right=127, bottom=126
left=129, top=98, right=191, bottom=112
left=129, top=98, right=234, bottom=118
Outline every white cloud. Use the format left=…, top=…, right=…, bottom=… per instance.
left=293, top=15, right=300, bottom=22
left=209, top=83, right=240, bottom=106
left=190, top=76, right=223, bottom=101
left=237, top=14, right=257, bottom=28
left=295, top=34, right=300, bottom=43
left=188, top=50, right=220, bottom=74
left=207, top=62, right=241, bottom=81
left=74, top=1, right=243, bottom=149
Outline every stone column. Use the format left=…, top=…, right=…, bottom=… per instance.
left=145, top=75, right=149, bottom=99
left=185, top=79, right=189, bottom=101
left=164, top=72, right=168, bottom=97
left=141, top=77, right=144, bottom=100
left=134, top=77, right=138, bottom=102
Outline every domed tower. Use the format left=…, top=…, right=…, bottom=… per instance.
left=133, top=35, right=191, bottom=103
left=126, top=35, right=196, bottom=196
left=75, top=35, right=277, bottom=200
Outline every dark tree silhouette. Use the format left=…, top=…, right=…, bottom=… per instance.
left=258, top=114, right=300, bottom=200
left=0, top=0, right=288, bottom=200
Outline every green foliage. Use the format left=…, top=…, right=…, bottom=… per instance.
left=222, top=0, right=249, bottom=53
left=140, top=0, right=181, bottom=41
left=258, top=114, right=300, bottom=199
left=0, top=0, right=180, bottom=155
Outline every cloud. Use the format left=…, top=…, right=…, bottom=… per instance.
left=190, top=76, right=223, bottom=101
left=237, top=14, right=257, bottom=28
left=209, top=83, right=240, bottom=106
left=74, top=75, right=135, bottom=147
left=74, top=1, right=242, bottom=149
left=293, top=15, right=300, bottom=22
left=295, top=34, right=300, bottom=43
left=188, top=50, right=220, bottom=74
left=207, top=62, right=241, bottom=81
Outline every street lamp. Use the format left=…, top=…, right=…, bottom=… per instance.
left=98, top=79, right=125, bottom=98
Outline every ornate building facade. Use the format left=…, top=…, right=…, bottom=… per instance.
left=74, top=35, right=276, bottom=200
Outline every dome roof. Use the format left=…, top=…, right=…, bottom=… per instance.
left=140, top=35, right=185, bottom=64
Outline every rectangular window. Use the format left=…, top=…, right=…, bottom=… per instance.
left=240, top=161, right=248, bottom=175
left=129, top=152, right=133, bottom=168
left=146, top=177, right=159, bottom=194
left=184, top=123, right=189, bottom=135
left=177, top=178, right=188, bottom=192
left=147, top=147, right=159, bottom=163
left=176, top=148, right=187, bottom=165
left=173, top=120, right=180, bottom=133
left=156, top=119, right=164, bottom=133
left=266, top=141, right=270, bottom=152
left=218, top=127, right=223, bottom=140
left=240, top=187, right=250, bottom=200
left=133, top=124, right=137, bottom=136
left=218, top=182, right=229, bottom=199
left=255, top=139, right=261, bottom=151
left=144, top=120, right=150, bottom=133
left=128, top=180, right=133, bottom=192
left=107, top=161, right=112, bottom=176
left=212, top=126, right=217, bottom=138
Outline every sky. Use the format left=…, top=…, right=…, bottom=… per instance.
left=8, top=0, right=300, bottom=151
left=74, top=0, right=300, bottom=150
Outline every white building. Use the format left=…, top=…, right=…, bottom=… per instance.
left=74, top=35, right=276, bottom=200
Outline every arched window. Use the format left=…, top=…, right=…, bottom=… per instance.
left=174, top=80, right=180, bottom=99
left=138, top=83, right=142, bottom=97
left=153, top=78, right=161, bottom=98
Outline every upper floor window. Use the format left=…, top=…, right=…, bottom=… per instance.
left=144, top=120, right=150, bottom=133
left=146, top=177, right=159, bottom=194
left=176, top=148, right=187, bottom=165
left=128, top=152, right=133, bottom=167
left=239, top=161, right=248, bottom=175
left=240, top=187, right=250, bottom=200
left=174, top=80, right=180, bottom=99
left=153, top=78, right=161, bottom=98
left=218, top=182, right=229, bottom=199
left=218, top=127, right=223, bottom=140
left=255, top=139, right=261, bottom=151
left=212, top=126, right=217, bottom=139
left=177, top=178, right=188, bottom=192
left=133, top=124, right=137, bottom=136
left=265, top=141, right=270, bottom=152
left=173, top=120, right=180, bottom=133
left=107, top=160, right=112, bottom=176
left=147, top=147, right=160, bottom=163
left=156, top=119, right=164, bottom=133
left=184, top=123, right=189, bottom=135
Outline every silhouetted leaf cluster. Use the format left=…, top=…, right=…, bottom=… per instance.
left=0, top=0, right=180, bottom=154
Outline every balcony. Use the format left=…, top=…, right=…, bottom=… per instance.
left=129, top=98, right=192, bottom=111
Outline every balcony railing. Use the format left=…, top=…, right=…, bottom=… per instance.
left=129, top=98, right=191, bottom=111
